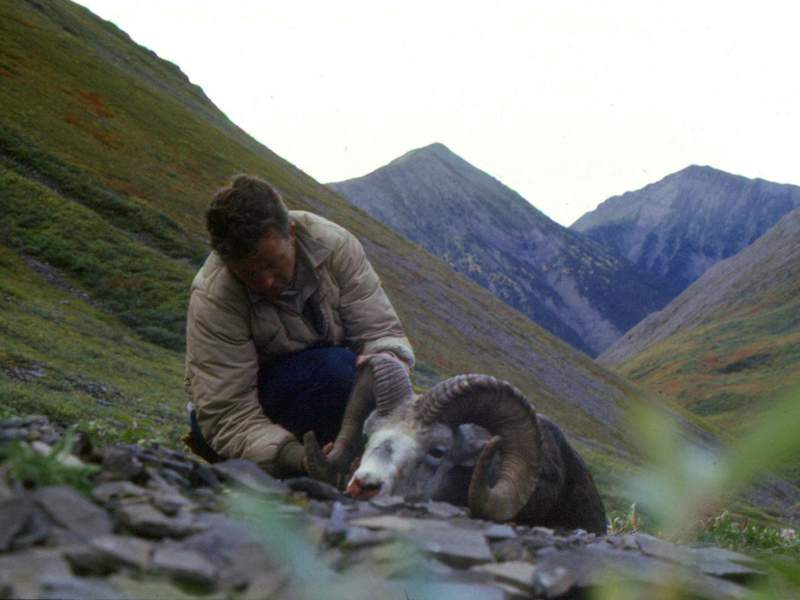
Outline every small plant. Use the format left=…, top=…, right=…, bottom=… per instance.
left=607, top=503, right=643, bottom=535
left=696, top=511, right=800, bottom=558
left=0, top=426, right=98, bottom=494
left=595, top=385, right=800, bottom=599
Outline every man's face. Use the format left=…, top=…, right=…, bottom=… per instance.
left=227, top=225, right=297, bottom=300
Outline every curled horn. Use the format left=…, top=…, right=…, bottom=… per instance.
left=415, top=374, right=542, bottom=522
left=304, top=354, right=412, bottom=487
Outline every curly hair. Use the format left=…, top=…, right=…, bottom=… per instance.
left=206, top=174, right=290, bottom=260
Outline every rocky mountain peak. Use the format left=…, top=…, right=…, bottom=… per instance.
left=572, top=166, right=800, bottom=297
left=330, top=146, right=672, bottom=356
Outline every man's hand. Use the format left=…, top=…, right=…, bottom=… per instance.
left=302, top=441, right=333, bottom=473
left=356, top=351, right=411, bottom=373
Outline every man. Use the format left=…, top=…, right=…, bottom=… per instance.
left=184, top=174, right=415, bottom=476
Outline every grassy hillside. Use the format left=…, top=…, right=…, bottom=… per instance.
left=0, top=0, right=796, bottom=519
left=602, top=208, right=800, bottom=447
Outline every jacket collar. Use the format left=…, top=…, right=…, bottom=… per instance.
left=293, top=215, right=333, bottom=269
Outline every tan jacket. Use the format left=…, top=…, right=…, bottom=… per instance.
left=184, top=211, right=414, bottom=475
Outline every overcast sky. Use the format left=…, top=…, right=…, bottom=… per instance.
left=75, top=0, right=800, bottom=226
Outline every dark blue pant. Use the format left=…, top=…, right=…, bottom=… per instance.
left=189, top=347, right=357, bottom=463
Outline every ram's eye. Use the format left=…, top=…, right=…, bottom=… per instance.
left=428, top=447, right=446, bottom=460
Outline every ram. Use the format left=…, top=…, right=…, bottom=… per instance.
left=304, top=356, right=607, bottom=534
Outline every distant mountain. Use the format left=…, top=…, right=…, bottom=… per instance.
left=572, top=165, right=800, bottom=298
left=600, top=206, right=800, bottom=435
left=329, top=143, right=671, bottom=357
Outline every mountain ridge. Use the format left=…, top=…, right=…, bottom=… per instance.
left=572, top=165, right=800, bottom=298
left=330, top=143, right=672, bottom=356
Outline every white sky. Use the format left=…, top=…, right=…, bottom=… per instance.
left=75, top=0, right=800, bottom=226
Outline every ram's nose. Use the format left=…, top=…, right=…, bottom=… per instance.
left=346, top=477, right=382, bottom=500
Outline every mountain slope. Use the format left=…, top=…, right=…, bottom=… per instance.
left=329, top=143, right=671, bottom=356
left=572, top=165, right=800, bottom=298
left=600, top=207, right=800, bottom=434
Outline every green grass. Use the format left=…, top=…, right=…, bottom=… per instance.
left=0, top=166, right=193, bottom=350
left=617, top=309, right=800, bottom=435
left=0, top=244, right=186, bottom=446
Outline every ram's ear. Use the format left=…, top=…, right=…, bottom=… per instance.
left=363, top=410, right=381, bottom=435
left=451, top=424, right=492, bottom=466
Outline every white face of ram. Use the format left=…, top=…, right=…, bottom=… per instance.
left=346, top=412, right=456, bottom=500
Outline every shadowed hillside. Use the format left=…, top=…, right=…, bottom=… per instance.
left=330, top=143, right=671, bottom=356
left=600, top=207, right=800, bottom=439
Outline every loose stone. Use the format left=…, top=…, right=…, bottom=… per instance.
left=64, top=533, right=153, bottom=573
left=33, top=485, right=112, bottom=538
left=0, top=497, right=33, bottom=551
left=39, top=575, right=126, bottom=600
left=117, top=501, right=205, bottom=539
left=212, top=459, right=290, bottom=495
left=98, top=447, right=145, bottom=482
left=471, top=560, right=537, bottom=594
left=91, top=480, right=150, bottom=504
left=152, top=546, right=219, bottom=587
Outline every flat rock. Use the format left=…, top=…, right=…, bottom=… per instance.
left=10, top=508, right=52, bottom=550
left=212, top=459, right=289, bottom=495
left=343, top=526, right=396, bottom=549
left=355, top=540, right=455, bottom=580
left=0, top=549, right=72, bottom=599
left=117, top=501, right=204, bottom=538
left=98, top=446, right=145, bottom=481
left=686, top=547, right=766, bottom=581
left=181, top=512, right=280, bottom=590
left=531, top=547, right=750, bottom=600
left=324, top=501, right=349, bottom=544
left=151, top=490, right=193, bottom=516
left=285, top=476, right=348, bottom=501
left=471, top=561, right=536, bottom=594
left=416, top=500, right=468, bottom=519
left=39, top=575, right=125, bottom=600
left=686, top=546, right=762, bottom=566
left=33, top=485, right=112, bottom=538
left=350, top=514, right=421, bottom=532
left=152, top=546, right=218, bottom=586
left=483, top=524, right=517, bottom=540
left=240, top=570, right=290, bottom=600
left=0, top=497, right=33, bottom=551
left=404, top=525, right=494, bottom=567
left=369, top=495, right=406, bottom=509
left=631, top=533, right=690, bottom=563
left=350, top=516, right=495, bottom=567
left=64, top=534, right=152, bottom=573
left=91, top=480, right=150, bottom=504
left=108, top=574, right=228, bottom=600
left=490, top=538, right=536, bottom=562
left=391, top=581, right=508, bottom=600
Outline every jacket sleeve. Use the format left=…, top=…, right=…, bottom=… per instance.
left=185, top=289, right=298, bottom=475
left=329, top=230, right=415, bottom=368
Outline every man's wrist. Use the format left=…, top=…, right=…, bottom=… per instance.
left=278, top=440, right=306, bottom=476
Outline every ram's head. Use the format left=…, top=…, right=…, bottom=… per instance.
left=304, top=355, right=543, bottom=523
